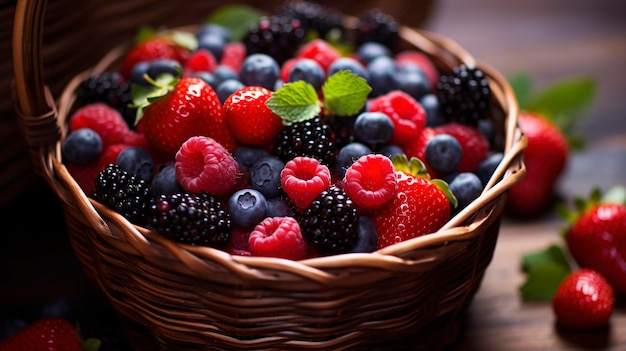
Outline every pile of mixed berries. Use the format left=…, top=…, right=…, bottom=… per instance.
left=63, top=0, right=503, bottom=260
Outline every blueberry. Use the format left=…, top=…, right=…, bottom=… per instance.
left=116, top=146, right=154, bottom=181
left=217, top=79, right=245, bottom=104
left=336, top=142, right=373, bottom=178
left=249, top=156, right=285, bottom=199
left=478, top=118, right=497, bottom=145
left=397, top=63, right=431, bottom=100
left=190, top=71, right=217, bottom=88
left=446, top=172, right=484, bottom=211
left=425, top=134, right=462, bottom=174
left=146, top=58, right=182, bottom=80
left=356, top=42, right=391, bottom=65
left=287, top=58, right=325, bottom=90
left=213, top=65, right=238, bottom=85
left=239, top=53, right=280, bottom=90
left=377, top=144, right=404, bottom=159
left=421, top=93, right=446, bottom=127
left=354, top=111, right=394, bottom=145
left=328, top=57, right=370, bottom=81
left=62, top=128, right=102, bottom=165
left=367, top=56, right=400, bottom=97
left=476, top=152, right=504, bottom=186
left=228, top=189, right=268, bottom=228
left=266, top=197, right=295, bottom=217
left=130, top=61, right=151, bottom=86
left=350, top=216, right=378, bottom=253
left=233, top=145, right=269, bottom=171
left=197, top=34, right=226, bottom=61
left=197, top=23, right=232, bottom=43
left=152, top=163, right=184, bottom=197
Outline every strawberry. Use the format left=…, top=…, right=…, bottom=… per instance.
left=0, top=317, right=82, bottom=351
left=560, top=186, right=626, bottom=296
left=552, top=268, right=614, bottom=329
left=223, top=86, right=284, bottom=147
left=370, top=155, right=455, bottom=249
left=134, top=76, right=238, bottom=157
left=119, top=30, right=194, bottom=80
left=506, top=111, right=569, bottom=217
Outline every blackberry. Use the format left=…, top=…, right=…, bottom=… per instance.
left=273, top=0, right=345, bottom=39
left=299, top=186, right=359, bottom=255
left=242, top=15, right=306, bottom=65
left=351, top=9, right=400, bottom=51
left=436, top=64, right=492, bottom=125
left=326, top=113, right=357, bottom=149
left=92, top=163, right=152, bottom=225
left=75, top=72, right=137, bottom=128
left=272, top=116, right=337, bottom=167
left=147, top=193, right=231, bottom=248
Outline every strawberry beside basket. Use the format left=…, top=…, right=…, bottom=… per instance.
left=12, top=0, right=526, bottom=350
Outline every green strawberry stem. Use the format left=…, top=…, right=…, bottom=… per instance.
left=131, top=71, right=181, bottom=125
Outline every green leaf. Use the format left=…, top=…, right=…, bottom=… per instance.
left=205, top=4, right=265, bottom=42
left=266, top=81, right=322, bottom=123
left=130, top=73, right=179, bottom=125
left=508, top=71, right=533, bottom=110
left=322, top=71, right=372, bottom=116
left=170, top=30, right=198, bottom=51
left=519, top=244, right=572, bottom=301
left=135, top=25, right=156, bottom=43
left=601, top=185, right=626, bottom=205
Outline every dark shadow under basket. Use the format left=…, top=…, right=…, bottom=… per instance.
left=12, top=0, right=526, bottom=350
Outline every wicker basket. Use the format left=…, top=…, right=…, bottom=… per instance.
left=12, top=0, right=526, bottom=349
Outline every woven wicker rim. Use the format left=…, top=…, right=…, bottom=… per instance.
left=13, top=0, right=526, bottom=281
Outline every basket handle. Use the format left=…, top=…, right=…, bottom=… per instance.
left=12, top=0, right=61, bottom=151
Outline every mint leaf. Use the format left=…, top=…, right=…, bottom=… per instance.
left=266, top=81, right=321, bottom=123
left=322, top=70, right=372, bottom=116
left=205, top=4, right=264, bottom=42
left=519, top=244, right=572, bottom=301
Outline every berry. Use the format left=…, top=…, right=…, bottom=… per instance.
left=152, top=163, right=184, bottom=197
left=248, top=216, right=307, bottom=260
left=175, top=136, right=239, bottom=197
left=249, top=156, right=285, bottom=199
left=274, top=0, right=345, bottom=39
left=75, top=72, right=136, bottom=127
left=92, top=163, right=153, bottom=225
left=223, top=86, right=284, bottom=147
left=212, top=65, right=239, bottom=85
left=368, top=90, right=427, bottom=146
left=280, top=156, right=331, bottom=210
left=225, top=225, right=251, bottom=256
left=553, top=269, right=614, bottom=330
left=299, top=186, right=359, bottom=255
left=136, top=76, right=237, bottom=156
left=243, top=15, right=306, bottom=65
left=287, top=58, right=325, bottom=91
left=395, top=50, right=439, bottom=88
left=353, top=111, right=394, bottom=145
left=62, top=128, right=103, bottom=165
left=220, top=42, right=246, bottom=72
left=196, top=23, right=232, bottom=43
left=445, top=172, right=483, bottom=211
left=119, top=35, right=190, bottom=80
left=475, top=152, right=503, bottom=187
left=115, top=146, right=154, bottom=181
left=147, top=58, right=183, bottom=80
left=377, top=144, right=404, bottom=159
left=397, top=62, right=431, bottom=101
left=183, top=49, right=217, bottom=75
left=266, top=197, right=295, bottom=217
left=356, top=41, right=391, bottom=66
left=197, top=34, right=226, bottom=62
left=328, top=57, right=369, bottom=81
left=343, top=154, right=397, bottom=211
left=69, top=103, right=133, bottom=148
left=336, top=142, right=373, bottom=179
left=148, top=192, right=231, bottom=248
left=562, top=189, right=626, bottom=295
left=273, top=116, right=336, bottom=167
left=296, top=39, right=341, bottom=72
left=424, top=133, right=462, bottom=175
left=239, top=53, right=281, bottom=90
left=420, top=93, right=445, bottom=127
left=352, top=8, right=400, bottom=51
left=228, top=189, right=268, bottom=228
left=233, top=145, right=269, bottom=171
left=216, top=79, right=245, bottom=104
left=436, top=64, right=491, bottom=125
left=433, top=122, right=489, bottom=173
left=366, top=56, right=400, bottom=97
left=350, top=216, right=378, bottom=253
left=0, top=317, right=81, bottom=351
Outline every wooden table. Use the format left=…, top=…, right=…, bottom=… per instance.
left=1, top=0, right=625, bottom=350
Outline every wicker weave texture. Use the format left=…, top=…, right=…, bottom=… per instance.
left=12, top=0, right=525, bottom=349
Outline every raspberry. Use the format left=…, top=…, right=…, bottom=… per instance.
left=69, top=103, right=130, bottom=148
left=248, top=216, right=307, bottom=260
left=296, top=39, right=341, bottom=72
left=434, top=123, right=489, bottom=173
left=343, top=154, right=397, bottom=211
left=66, top=143, right=132, bottom=194
left=280, top=156, right=331, bottom=210
left=368, top=90, right=427, bottom=146
left=225, top=225, right=252, bottom=256
left=175, top=136, right=239, bottom=196
left=183, top=49, right=218, bottom=75
left=220, top=42, right=246, bottom=72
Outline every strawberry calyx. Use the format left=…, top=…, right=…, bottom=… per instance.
left=134, top=25, right=198, bottom=51
left=557, top=185, right=626, bottom=232
left=131, top=69, right=182, bottom=125
left=391, top=154, right=458, bottom=209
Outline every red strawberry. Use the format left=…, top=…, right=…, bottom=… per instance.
left=368, top=90, right=427, bottom=146
left=0, top=317, right=81, bottom=351
left=119, top=33, right=191, bottom=79
left=223, top=86, right=284, bottom=147
left=370, top=155, right=453, bottom=249
left=561, top=187, right=626, bottom=295
left=136, top=76, right=238, bottom=157
left=296, top=39, right=341, bottom=72
left=507, top=111, right=569, bottom=217
left=552, top=268, right=614, bottom=329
